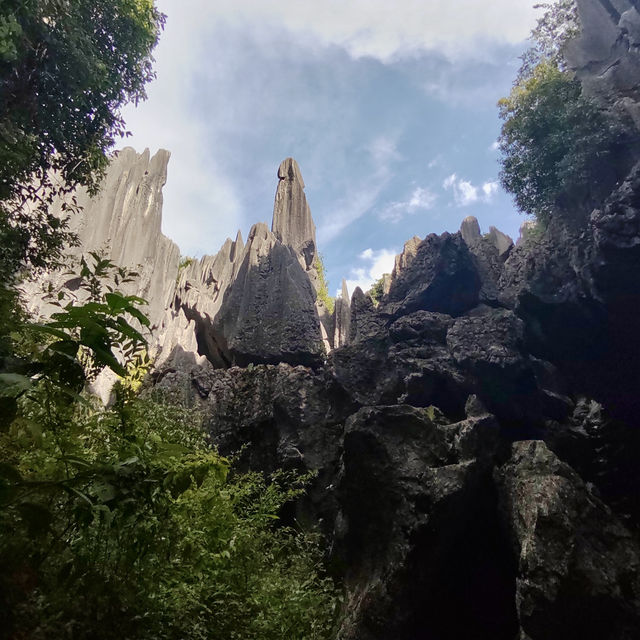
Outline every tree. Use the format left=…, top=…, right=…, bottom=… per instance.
left=0, top=0, right=165, bottom=275
left=498, top=61, right=627, bottom=224
left=518, top=0, right=579, bottom=80
left=497, top=0, right=632, bottom=224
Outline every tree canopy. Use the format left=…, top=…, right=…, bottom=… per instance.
left=497, top=0, right=629, bottom=224
left=0, top=0, right=165, bottom=275
left=498, top=61, right=626, bottom=225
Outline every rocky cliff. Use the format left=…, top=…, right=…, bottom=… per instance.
left=29, top=2, right=640, bottom=635
left=38, top=150, right=640, bottom=640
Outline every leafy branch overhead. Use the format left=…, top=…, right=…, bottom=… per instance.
left=0, top=0, right=165, bottom=276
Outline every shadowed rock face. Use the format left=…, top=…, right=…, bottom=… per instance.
left=159, top=160, right=640, bottom=637
left=497, top=441, right=640, bottom=640
left=30, top=20, right=640, bottom=633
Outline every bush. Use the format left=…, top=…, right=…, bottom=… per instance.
left=0, top=258, right=339, bottom=639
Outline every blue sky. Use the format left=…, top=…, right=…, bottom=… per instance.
left=121, top=0, right=542, bottom=296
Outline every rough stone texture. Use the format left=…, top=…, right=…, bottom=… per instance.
left=26, top=148, right=181, bottom=333
left=567, top=1, right=640, bottom=129
left=349, top=287, right=387, bottom=344
left=213, top=223, right=325, bottom=367
left=460, top=215, right=481, bottom=244
left=272, top=157, right=317, bottom=268
left=392, top=236, right=421, bottom=276
left=29, top=152, right=333, bottom=375
left=333, top=280, right=351, bottom=348
left=488, top=225, right=514, bottom=260
left=336, top=405, right=514, bottom=640
left=497, top=441, right=640, bottom=640
left=385, top=232, right=481, bottom=318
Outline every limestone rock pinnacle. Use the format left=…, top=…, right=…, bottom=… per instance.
left=272, top=158, right=317, bottom=269
left=460, top=216, right=481, bottom=245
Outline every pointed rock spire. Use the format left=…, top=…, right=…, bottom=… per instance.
left=460, top=216, right=481, bottom=245
left=272, top=158, right=317, bottom=268
left=333, top=279, right=351, bottom=348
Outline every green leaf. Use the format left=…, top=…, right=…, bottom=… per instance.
left=0, top=372, right=32, bottom=397
left=90, top=481, right=117, bottom=503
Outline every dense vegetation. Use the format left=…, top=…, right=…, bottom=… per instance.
left=498, top=61, right=627, bottom=225
left=497, top=0, right=629, bottom=224
left=0, top=257, right=339, bottom=639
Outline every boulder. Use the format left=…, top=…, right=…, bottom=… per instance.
left=385, top=232, right=481, bottom=318
left=497, top=440, right=640, bottom=640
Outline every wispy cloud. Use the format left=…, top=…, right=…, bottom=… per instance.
left=342, top=247, right=397, bottom=298
left=379, top=186, right=437, bottom=222
left=318, top=135, right=400, bottom=242
left=165, top=0, right=539, bottom=63
left=482, top=180, right=499, bottom=198
left=443, top=174, right=499, bottom=207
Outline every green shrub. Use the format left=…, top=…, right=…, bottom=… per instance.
left=368, top=274, right=389, bottom=306
left=314, top=255, right=335, bottom=314
left=0, top=258, right=339, bottom=639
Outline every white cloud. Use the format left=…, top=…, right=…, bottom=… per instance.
left=342, top=247, right=397, bottom=298
left=379, top=186, right=437, bottom=222
left=489, top=140, right=500, bottom=151
left=443, top=173, right=498, bottom=207
left=482, top=181, right=499, bottom=198
left=119, top=0, right=530, bottom=256
left=318, top=135, right=400, bottom=242
left=161, top=0, right=539, bottom=63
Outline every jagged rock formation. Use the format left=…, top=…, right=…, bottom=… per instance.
left=32, top=4, right=640, bottom=633
left=30, top=151, right=351, bottom=379
left=25, top=148, right=181, bottom=333
left=153, top=176, right=640, bottom=638
left=272, top=157, right=317, bottom=267
left=567, top=0, right=640, bottom=129
left=35, top=142, right=640, bottom=637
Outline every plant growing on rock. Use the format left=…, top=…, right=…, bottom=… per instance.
left=0, top=259, right=339, bottom=639
left=314, top=254, right=335, bottom=314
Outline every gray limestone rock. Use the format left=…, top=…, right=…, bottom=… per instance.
left=497, top=440, right=640, bottom=640
left=272, top=157, right=317, bottom=269
left=27, top=148, right=181, bottom=333
left=336, top=405, right=513, bottom=640
left=487, top=226, right=514, bottom=261
left=460, top=215, right=481, bottom=245
left=392, top=236, right=421, bottom=277
left=566, top=0, right=640, bottom=129
left=385, top=232, right=481, bottom=318
left=349, top=287, right=386, bottom=343
left=213, top=223, right=325, bottom=367
left=333, top=279, right=351, bottom=348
